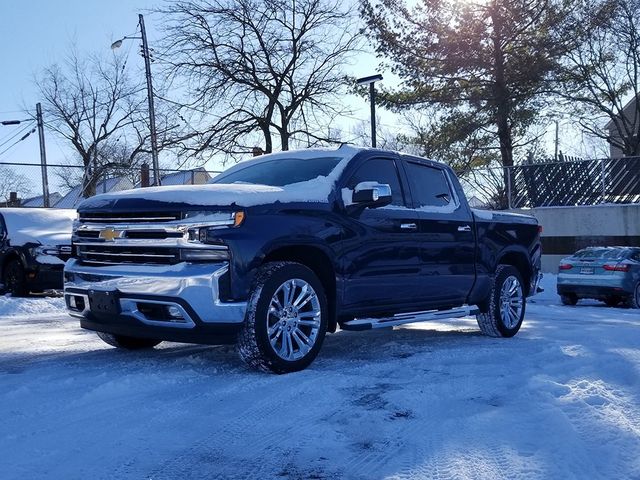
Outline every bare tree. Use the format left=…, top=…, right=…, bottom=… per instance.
left=36, top=50, right=152, bottom=197
left=557, top=0, right=640, bottom=156
left=0, top=167, right=33, bottom=205
left=157, top=0, right=361, bottom=161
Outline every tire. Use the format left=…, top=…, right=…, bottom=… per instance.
left=604, top=296, right=621, bottom=307
left=560, top=293, right=578, bottom=306
left=627, top=282, right=640, bottom=309
left=3, top=259, right=28, bottom=297
left=476, top=265, right=526, bottom=338
left=237, top=261, right=328, bottom=374
left=96, top=332, right=162, bottom=350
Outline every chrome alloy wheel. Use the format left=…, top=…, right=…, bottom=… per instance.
left=499, top=275, right=524, bottom=329
left=267, top=278, right=322, bottom=361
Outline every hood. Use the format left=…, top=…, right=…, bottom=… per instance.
left=2, top=208, right=75, bottom=247
left=78, top=177, right=337, bottom=211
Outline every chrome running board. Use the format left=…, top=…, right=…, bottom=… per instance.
left=341, top=305, right=480, bottom=331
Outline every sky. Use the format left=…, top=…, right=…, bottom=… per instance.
left=0, top=0, right=386, bottom=199
left=0, top=1, right=598, bottom=200
left=0, top=0, right=161, bottom=197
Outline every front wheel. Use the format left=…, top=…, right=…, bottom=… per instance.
left=237, top=261, right=328, bottom=374
left=3, top=259, right=28, bottom=297
left=604, top=296, right=621, bottom=307
left=97, top=332, right=162, bottom=350
left=476, top=265, right=526, bottom=338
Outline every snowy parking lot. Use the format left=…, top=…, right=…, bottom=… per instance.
left=1, top=275, right=639, bottom=479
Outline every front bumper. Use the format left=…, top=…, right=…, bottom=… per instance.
left=64, top=259, right=247, bottom=344
left=26, top=264, right=65, bottom=290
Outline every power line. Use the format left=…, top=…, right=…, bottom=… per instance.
left=0, top=126, right=36, bottom=158
left=0, top=122, right=36, bottom=149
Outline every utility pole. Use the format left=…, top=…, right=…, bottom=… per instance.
left=35, top=103, right=50, bottom=208
left=111, top=15, right=161, bottom=186
left=138, top=14, right=161, bottom=186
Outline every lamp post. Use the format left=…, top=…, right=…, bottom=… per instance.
left=112, top=14, right=161, bottom=186
left=356, top=74, right=383, bottom=148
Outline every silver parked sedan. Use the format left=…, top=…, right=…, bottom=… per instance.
left=557, top=246, right=640, bottom=308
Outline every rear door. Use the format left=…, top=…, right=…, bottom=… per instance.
left=400, top=158, right=476, bottom=306
left=339, top=155, right=425, bottom=313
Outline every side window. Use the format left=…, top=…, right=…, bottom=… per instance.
left=346, top=158, right=405, bottom=206
left=404, top=161, right=453, bottom=208
left=0, top=217, right=5, bottom=238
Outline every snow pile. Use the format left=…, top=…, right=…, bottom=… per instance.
left=1, top=274, right=640, bottom=479
left=1, top=208, right=76, bottom=246
left=0, top=294, right=65, bottom=317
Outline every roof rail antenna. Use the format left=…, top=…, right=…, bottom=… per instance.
left=338, top=142, right=353, bottom=149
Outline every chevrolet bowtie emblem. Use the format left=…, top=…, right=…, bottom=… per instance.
left=99, top=227, right=121, bottom=242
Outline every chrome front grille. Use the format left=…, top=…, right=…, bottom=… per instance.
left=79, top=211, right=181, bottom=223
left=77, top=245, right=180, bottom=265
left=73, top=211, right=232, bottom=266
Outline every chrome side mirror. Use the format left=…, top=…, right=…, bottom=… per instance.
left=352, top=182, right=392, bottom=208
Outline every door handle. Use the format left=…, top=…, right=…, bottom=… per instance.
left=400, top=223, right=418, bottom=231
left=457, top=225, right=472, bottom=232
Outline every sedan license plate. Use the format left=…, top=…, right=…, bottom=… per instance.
left=88, top=290, right=120, bottom=315
left=580, top=267, right=594, bottom=275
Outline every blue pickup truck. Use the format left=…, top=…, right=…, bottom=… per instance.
left=64, top=146, right=542, bottom=373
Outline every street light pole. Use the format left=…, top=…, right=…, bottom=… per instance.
left=356, top=74, right=383, bottom=148
left=112, top=14, right=161, bottom=186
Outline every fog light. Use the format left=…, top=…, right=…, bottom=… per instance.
left=167, top=306, right=183, bottom=319
left=69, top=296, right=77, bottom=309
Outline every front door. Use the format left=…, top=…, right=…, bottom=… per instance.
left=339, top=156, right=425, bottom=314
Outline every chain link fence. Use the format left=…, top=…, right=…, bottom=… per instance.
left=458, top=156, right=640, bottom=209
left=2, top=156, right=639, bottom=210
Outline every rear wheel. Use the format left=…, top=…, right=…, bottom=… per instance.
left=238, top=261, right=328, bottom=374
left=476, top=265, right=526, bottom=338
left=97, top=332, right=162, bottom=350
left=560, top=293, right=578, bottom=306
left=627, top=282, right=640, bottom=309
left=3, top=259, right=28, bottom=297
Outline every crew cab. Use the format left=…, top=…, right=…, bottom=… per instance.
left=64, top=146, right=542, bottom=373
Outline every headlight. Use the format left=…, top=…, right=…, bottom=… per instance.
left=182, top=211, right=245, bottom=228
left=30, top=246, right=59, bottom=257
left=184, top=211, right=245, bottom=244
left=179, top=247, right=230, bottom=262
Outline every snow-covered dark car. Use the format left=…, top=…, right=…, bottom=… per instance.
left=0, top=208, right=76, bottom=296
left=64, top=146, right=542, bottom=373
left=557, top=246, right=640, bottom=308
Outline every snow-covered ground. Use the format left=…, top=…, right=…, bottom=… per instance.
left=1, top=275, right=639, bottom=479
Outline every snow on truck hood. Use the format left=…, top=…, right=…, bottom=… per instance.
left=1, top=208, right=76, bottom=246
left=79, top=147, right=361, bottom=209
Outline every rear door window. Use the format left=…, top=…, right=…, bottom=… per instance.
left=404, top=161, right=453, bottom=209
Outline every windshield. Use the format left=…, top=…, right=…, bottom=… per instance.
left=211, top=156, right=342, bottom=187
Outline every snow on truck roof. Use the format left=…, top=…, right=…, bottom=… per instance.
left=0, top=208, right=76, bottom=246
